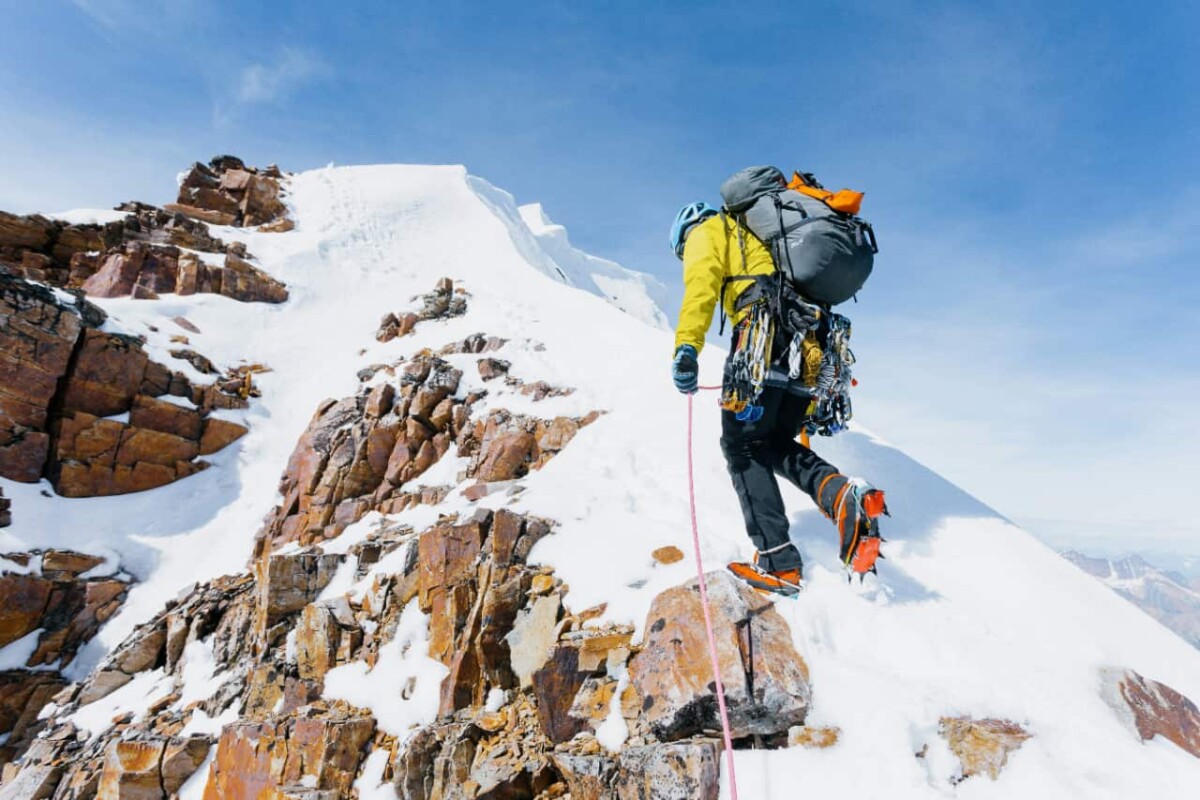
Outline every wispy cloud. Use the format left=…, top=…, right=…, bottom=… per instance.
left=72, top=0, right=204, bottom=31
left=234, top=47, right=324, bottom=106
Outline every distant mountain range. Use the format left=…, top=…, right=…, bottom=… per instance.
left=1062, top=551, right=1200, bottom=650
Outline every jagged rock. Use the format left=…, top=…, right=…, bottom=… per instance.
left=202, top=709, right=374, bottom=799
left=295, top=599, right=362, bottom=682
left=0, top=488, right=9, bottom=527
left=552, top=754, right=617, bottom=800
left=478, top=358, right=511, bottom=380
left=613, top=741, right=720, bottom=800
left=0, top=275, right=88, bottom=481
left=172, top=157, right=289, bottom=229
left=0, top=672, right=67, bottom=763
left=938, top=717, right=1032, bottom=782
left=0, top=763, right=62, bottom=800
left=628, top=571, right=811, bottom=741
left=1101, top=668, right=1200, bottom=759
left=161, top=735, right=211, bottom=794
left=78, top=670, right=134, bottom=706
left=476, top=431, right=537, bottom=482
left=96, top=738, right=167, bottom=799
left=198, top=419, right=248, bottom=458
left=129, top=395, right=203, bottom=440
left=0, top=556, right=128, bottom=672
left=0, top=211, right=54, bottom=251
left=533, top=644, right=607, bottom=744
left=506, top=594, right=561, bottom=689
left=256, top=551, right=343, bottom=640
left=40, top=550, right=105, bottom=579
left=0, top=573, right=52, bottom=648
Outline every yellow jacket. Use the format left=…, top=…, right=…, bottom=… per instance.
left=673, top=213, right=776, bottom=353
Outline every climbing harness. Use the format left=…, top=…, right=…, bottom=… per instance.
left=686, top=390, right=740, bottom=800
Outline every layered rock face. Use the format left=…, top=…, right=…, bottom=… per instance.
left=0, top=158, right=289, bottom=304
left=78, top=243, right=287, bottom=304
left=0, top=550, right=130, bottom=763
left=167, top=155, right=290, bottom=229
left=0, top=274, right=248, bottom=496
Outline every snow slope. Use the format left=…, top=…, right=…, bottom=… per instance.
left=3, top=163, right=1200, bottom=797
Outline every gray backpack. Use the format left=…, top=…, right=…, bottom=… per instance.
left=720, top=165, right=877, bottom=306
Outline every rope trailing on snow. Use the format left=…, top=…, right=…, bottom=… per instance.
left=686, top=389, right=739, bottom=800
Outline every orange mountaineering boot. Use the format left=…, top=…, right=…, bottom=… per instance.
left=727, top=554, right=804, bottom=597
left=817, top=475, right=889, bottom=578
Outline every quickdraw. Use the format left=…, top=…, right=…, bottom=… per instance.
left=720, top=300, right=773, bottom=422
left=804, top=312, right=856, bottom=437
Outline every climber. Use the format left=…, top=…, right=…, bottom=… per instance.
left=669, top=189, right=886, bottom=597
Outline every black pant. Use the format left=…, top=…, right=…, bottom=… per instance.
left=720, top=384, right=839, bottom=572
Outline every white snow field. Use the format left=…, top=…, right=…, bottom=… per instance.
left=3, top=163, right=1200, bottom=798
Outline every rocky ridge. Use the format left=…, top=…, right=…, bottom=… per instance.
left=2, top=155, right=1200, bottom=798
left=0, top=278, right=821, bottom=799
left=0, top=156, right=289, bottom=305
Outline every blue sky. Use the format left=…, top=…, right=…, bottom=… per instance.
left=3, top=0, right=1198, bottom=554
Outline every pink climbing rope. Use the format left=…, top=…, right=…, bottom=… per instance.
left=686, top=389, right=739, bottom=800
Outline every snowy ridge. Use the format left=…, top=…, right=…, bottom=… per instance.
left=518, top=202, right=671, bottom=329
left=2, top=163, right=1200, bottom=797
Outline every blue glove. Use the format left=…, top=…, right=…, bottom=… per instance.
left=672, top=345, right=699, bottom=394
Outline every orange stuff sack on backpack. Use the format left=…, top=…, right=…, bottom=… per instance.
left=788, top=171, right=864, bottom=215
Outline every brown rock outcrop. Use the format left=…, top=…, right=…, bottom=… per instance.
left=172, top=156, right=290, bottom=229
left=202, top=708, right=374, bottom=799
left=628, top=570, right=811, bottom=741
left=1102, top=668, right=1200, bottom=759
left=261, top=323, right=597, bottom=551
left=0, top=488, right=9, bottom=528
left=938, top=716, right=1032, bottom=782
left=0, top=551, right=128, bottom=660
left=375, top=277, right=468, bottom=342
left=0, top=550, right=130, bottom=761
